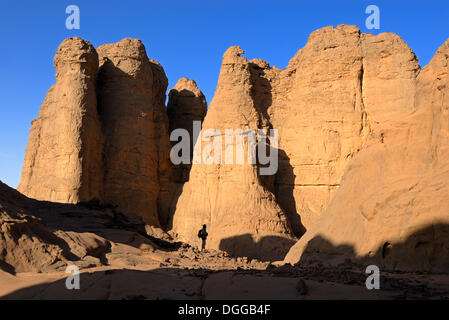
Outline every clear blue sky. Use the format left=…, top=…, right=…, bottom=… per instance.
left=1, top=0, right=448, bottom=188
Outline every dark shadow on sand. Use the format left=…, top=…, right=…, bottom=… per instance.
left=219, top=234, right=296, bottom=261
left=297, top=223, right=449, bottom=273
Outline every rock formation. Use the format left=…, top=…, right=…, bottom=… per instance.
left=170, top=25, right=420, bottom=257
left=171, top=46, right=296, bottom=261
left=16, top=26, right=449, bottom=267
left=167, top=77, right=207, bottom=183
left=268, top=25, right=419, bottom=232
left=284, top=39, right=449, bottom=272
left=96, top=38, right=170, bottom=226
left=18, top=37, right=172, bottom=227
left=18, top=37, right=104, bottom=204
left=148, top=59, right=175, bottom=227
left=0, top=180, right=153, bottom=273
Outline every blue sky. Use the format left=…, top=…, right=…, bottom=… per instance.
left=1, top=0, right=448, bottom=188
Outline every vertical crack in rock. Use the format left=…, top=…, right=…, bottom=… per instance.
left=357, top=59, right=371, bottom=147
left=148, top=59, right=173, bottom=228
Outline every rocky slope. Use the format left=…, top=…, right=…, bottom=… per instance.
left=1, top=180, right=152, bottom=273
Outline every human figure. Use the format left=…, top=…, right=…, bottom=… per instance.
left=197, top=224, right=208, bottom=251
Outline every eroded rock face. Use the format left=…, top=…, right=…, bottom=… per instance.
left=268, top=25, right=419, bottom=233
left=18, top=37, right=104, bottom=203
left=96, top=38, right=170, bottom=226
left=149, top=59, right=175, bottom=228
left=170, top=25, right=421, bottom=257
left=284, top=39, right=449, bottom=272
left=167, top=77, right=207, bottom=183
left=162, top=78, right=208, bottom=227
left=17, top=27, right=449, bottom=267
left=171, top=46, right=296, bottom=261
left=19, top=38, right=172, bottom=227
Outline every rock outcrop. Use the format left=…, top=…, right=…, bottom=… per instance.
left=162, top=78, right=208, bottom=227
left=19, top=38, right=172, bottom=227
left=284, top=39, right=449, bottom=272
left=16, top=26, right=449, bottom=267
left=96, top=38, right=170, bottom=226
left=170, top=25, right=420, bottom=257
left=171, top=46, right=296, bottom=261
left=18, top=37, right=104, bottom=204
left=268, top=25, right=419, bottom=232
left=167, top=78, right=207, bottom=184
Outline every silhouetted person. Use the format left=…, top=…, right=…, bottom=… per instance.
left=197, top=224, right=208, bottom=251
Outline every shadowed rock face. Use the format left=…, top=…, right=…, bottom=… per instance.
left=284, top=39, right=449, bottom=273
left=18, top=37, right=104, bottom=204
left=167, top=77, right=207, bottom=182
left=149, top=59, right=174, bottom=228
left=168, top=78, right=207, bottom=134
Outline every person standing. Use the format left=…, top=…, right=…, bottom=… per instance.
left=197, top=224, right=208, bottom=251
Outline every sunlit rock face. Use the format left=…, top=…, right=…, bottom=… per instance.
left=171, top=46, right=296, bottom=261
left=19, top=38, right=173, bottom=226
left=171, top=25, right=420, bottom=260
left=18, top=37, right=104, bottom=204
left=285, top=39, right=449, bottom=273
left=19, top=27, right=449, bottom=268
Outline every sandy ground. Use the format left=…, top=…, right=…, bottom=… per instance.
left=1, top=182, right=448, bottom=300
left=1, top=246, right=448, bottom=300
